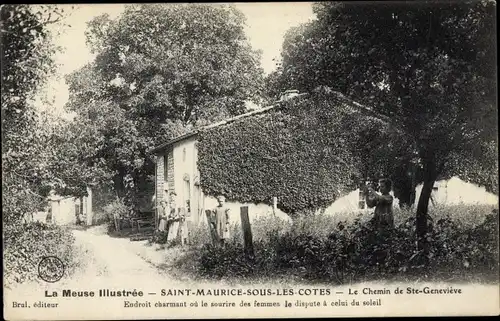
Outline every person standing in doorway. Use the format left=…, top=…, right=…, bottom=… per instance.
left=46, top=205, right=53, bottom=225
left=157, top=200, right=169, bottom=233
left=211, top=195, right=230, bottom=246
left=113, top=210, right=121, bottom=232
left=178, top=206, right=189, bottom=247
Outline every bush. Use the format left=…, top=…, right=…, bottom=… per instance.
left=151, top=230, right=169, bottom=244
left=92, top=210, right=110, bottom=226
left=102, top=198, right=130, bottom=221
left=4, top=222, right=77, bottom=287
left=198, top=242, right=254, bottom=279
left=188, top=222, right=212, bottom=247
left=102, top=198, right=131, bottom=233
left=192, top=206, right=499, bottom=283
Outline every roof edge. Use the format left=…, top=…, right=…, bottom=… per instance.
left=148, top=90, right=392, bottom=155
left=147, top=100, right=289, bottom=155
left=148, top=131, right=199, bottom=155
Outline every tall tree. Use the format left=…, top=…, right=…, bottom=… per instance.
left=270, top=0, right=496, bottom=257
left=65, top=4, right=265, bottom=209
left=1, top=5, right=68, bottom=223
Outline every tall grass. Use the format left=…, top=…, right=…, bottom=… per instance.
left=174, top=204, right=498, bottom=284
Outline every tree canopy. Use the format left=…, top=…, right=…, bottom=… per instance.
left=268, top=0, right=497, bottom=252
left=2, top=4, right=68, bottom=223
left=64, top=4, right=266, bottom=209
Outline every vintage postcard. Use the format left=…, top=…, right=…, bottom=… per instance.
left=2, top=2, right=499, bottom=320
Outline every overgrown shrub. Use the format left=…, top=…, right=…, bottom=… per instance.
left=102, top=198, right=130, bottom=233
left=198, top=91, right=363, bottom=215
left=4, top=222, right=77, bottom=287
left=193, top=206, right=499, bottom=283
left=92, top=210, right=110, bottom=226
left=151, top=230, right=170, bottom=244
left=102, top=198, right=130, bottom=221
left=198, top=242, right=255, bottom=279
left=188, top=222, right=211, bottom=247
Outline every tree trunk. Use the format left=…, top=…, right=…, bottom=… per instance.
left=112, top=174, right=126, bottom=199
left=393, top=162, right=416, bottom=209
left=416, top=179, right=434, bottom=240
left=416, top=158, right=437, bottom=265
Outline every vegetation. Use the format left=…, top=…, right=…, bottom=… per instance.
left=63, top=4, right=265, bottom=212
left=4, top=222, right=78, bottom=287
left=198, top=89, right=363, bottom=215
left=266, top=0, right=497, bottom=256
left=3, top=3, right=497, bottom=286
left=176, top=205, right=498, bottom=284
left=1, top=4, right=78, bottom=287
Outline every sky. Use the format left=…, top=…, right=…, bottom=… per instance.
left=37, top=3, right=316, bottom=117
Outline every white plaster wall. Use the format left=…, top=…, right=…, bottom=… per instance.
left=323, top=176, right=498, bottom=216
left=415, top=176, right=498, bottom=206
left=323, top=189, right=399, bottom=216
left=32, top=211, right=47, bottom=223
left=201, top=195, right=293, bottom=226
left=172, top=137, right=201, bottom=222
left=181, top=176, right=498, bottom=226
left=86, top=187, right=93, bottom=225
left=50, top=197, right=77, bottom=226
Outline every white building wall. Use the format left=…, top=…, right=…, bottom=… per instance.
left=323, top=176, right=498, bottom=216
left=86, top=187, right=93, bottom=225
left=202, top=196, right=293, bottom=226
left=168, top=137, right=292, bottom=226
left=414, top=176, right=498, bottom=206
left=45, top=190, right=93, bottom=226
left=172, top=137, right=199, bottom=223
left=49, top=196, right=77, bottom=226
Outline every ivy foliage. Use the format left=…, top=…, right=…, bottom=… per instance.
left=197, top=88, right=371, bottom=215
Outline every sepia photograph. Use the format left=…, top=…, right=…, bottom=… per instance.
left=2, top=1, right=499, bottom=319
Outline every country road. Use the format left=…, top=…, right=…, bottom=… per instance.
left=50, top=225, right=198, bottom=290
left=68, top=226, right=172, bottom=285
left=5, top=225, right=195, bottom=297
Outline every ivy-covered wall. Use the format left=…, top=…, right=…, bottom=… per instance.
left=197, top=90, right=362, bottom=215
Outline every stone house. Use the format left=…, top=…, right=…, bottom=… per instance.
left=149, top=104, right=294, bottom=227
left=149, top=91, right=315, bottom=227
left=148, top=90, right=378, bottom=227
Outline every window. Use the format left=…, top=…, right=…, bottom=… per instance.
left=183, top=174, right=191, bottom=214
left=183, top=148, right=186, bottom=162
left=163, top=154, right=168, bottom=185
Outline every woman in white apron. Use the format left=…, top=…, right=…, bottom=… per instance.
left=166, top=192, right=179, bottom=243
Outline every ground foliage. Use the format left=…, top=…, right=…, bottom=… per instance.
left=3, top=222, right=78, bottom=287
left=1, top=5, right=79, bottom=287
left=192, top=206, right=499, bottom=283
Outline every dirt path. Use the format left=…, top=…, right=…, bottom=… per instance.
left=62, top=225, right=195, bottom=289
left=5, top=225, right=191, bottom=297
